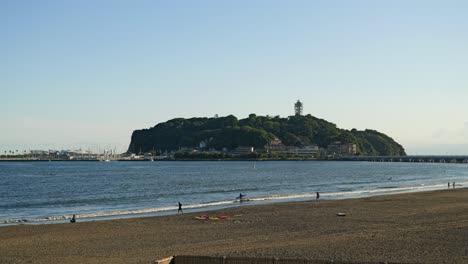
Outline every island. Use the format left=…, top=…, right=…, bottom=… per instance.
left=127, top=112, right=406, bottom=160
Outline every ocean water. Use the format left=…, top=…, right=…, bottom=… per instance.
left=0, top=161, right=467, bottom=225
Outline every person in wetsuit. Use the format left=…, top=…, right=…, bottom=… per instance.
left=178, top=202, right=183, bottom=214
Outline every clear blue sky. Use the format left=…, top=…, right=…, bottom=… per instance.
left=2, top=0, right=467, bottom=154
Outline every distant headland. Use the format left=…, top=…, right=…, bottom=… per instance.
left=128, top=101, right=406, bottom=160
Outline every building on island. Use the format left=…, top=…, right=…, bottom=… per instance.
left=270, top=137, right=282, bottom=146
left=266, top=137, right=288, bottom=153
left=327, top=141, right=357, bottom=156
left=294, top=145, right=319, bottom=156
left=294, top=100, right=303, bottom=116
left=265, top=137, right=319, bottom=156
left=232, top=146, right=254, bottom=155
left=199, top=140, right=208, bottom=149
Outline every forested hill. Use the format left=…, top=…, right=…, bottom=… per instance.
left=128, top=114, right=406, bottom=156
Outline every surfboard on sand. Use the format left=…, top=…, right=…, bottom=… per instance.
left=194, top=215, right=232, bottom=220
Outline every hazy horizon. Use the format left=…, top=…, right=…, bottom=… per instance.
left=2, top=1, right=467, bottom=155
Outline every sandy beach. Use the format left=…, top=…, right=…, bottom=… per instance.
left=1, top=188, right=467, bottom=264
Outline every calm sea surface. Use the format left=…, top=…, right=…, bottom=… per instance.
left=0, top=161, right=467, bottom=225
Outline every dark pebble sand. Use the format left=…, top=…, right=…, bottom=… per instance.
left=1, top=188, right=467, bottom=264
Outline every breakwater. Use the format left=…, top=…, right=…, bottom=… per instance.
left=336, top=155, right=468, bottom=163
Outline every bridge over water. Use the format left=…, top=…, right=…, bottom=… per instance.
left=337, top=155, right=468, bottom=164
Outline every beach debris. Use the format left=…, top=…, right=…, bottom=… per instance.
left=336, top=213, right=347, bottom=217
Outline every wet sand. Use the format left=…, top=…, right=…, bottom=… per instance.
left=1, top=188, right=467, bottom=264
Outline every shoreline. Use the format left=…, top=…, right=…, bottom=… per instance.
left=1, top=188, right=467, bottom=264
left=2, top=181, right=462, bottom=226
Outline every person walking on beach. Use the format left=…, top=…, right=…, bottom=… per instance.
left=316, top=192, right=320, bottom=201
left=178, top=202, right=183, bottom=214
left=453, top=182, right=455, bottom=189
left=448, top=182, right=450, bottom=188
left=70, top=214, right=76, bottom=223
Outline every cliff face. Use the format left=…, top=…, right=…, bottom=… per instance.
left=128, top=114, right=406, bottom=156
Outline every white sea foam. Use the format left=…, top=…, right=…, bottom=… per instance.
left=241, top=182, right=462, bottom=202
left=0, top=200, right=238, bottom=224
left=326, top=184, right=444, bottom=198
left=2, top=181, right=467, bottom=225
left=248, top=193, right=317, bottom=201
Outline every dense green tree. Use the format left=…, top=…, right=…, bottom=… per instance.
left=128, top=114, right=406, bottom=156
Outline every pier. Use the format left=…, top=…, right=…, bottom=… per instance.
left=337, top=155, right=468, bottom=164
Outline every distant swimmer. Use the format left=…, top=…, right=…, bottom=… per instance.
left=178, top=202, right=183, bottom=214
left=316, top=192, right=320, bottom=201
left=70, top=214, right=76, bottom=223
